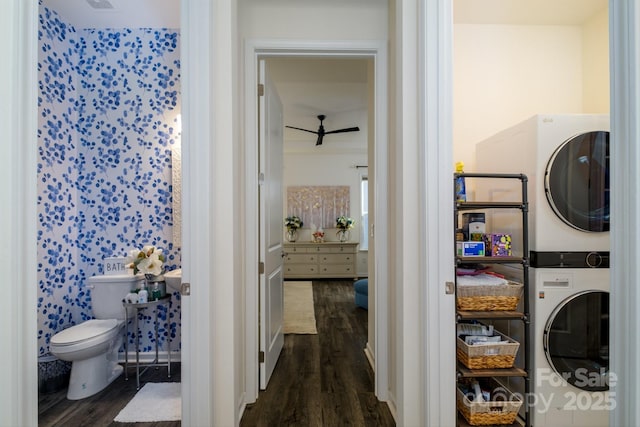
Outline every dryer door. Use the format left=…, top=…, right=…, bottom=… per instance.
left=544, top=131, right=609, bottom=232
left=543, top=290, right=609, bottom=391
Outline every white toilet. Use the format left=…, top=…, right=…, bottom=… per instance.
left=50, top=273, right=143, bottom=400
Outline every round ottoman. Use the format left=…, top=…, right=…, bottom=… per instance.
left=354, top=279, right=368, bottom=309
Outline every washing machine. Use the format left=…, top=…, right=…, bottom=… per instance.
left=473, top=114, right=611, bottom=426
left=529, top=267, right=611, bottom=427
left=475, top=114, right=610, bottom=254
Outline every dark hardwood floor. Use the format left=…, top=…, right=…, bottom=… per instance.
left=240, top=280, right=395, bottom=427
left=39, top=280, right=394, bottom=427
left=39, top=362, right=181, bottom=427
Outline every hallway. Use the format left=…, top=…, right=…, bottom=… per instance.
left=240, top=280, right=395, bottom=426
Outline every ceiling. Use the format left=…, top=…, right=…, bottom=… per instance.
left=266, top=58, right=370, bottom=148
left=453, top=0, right=607, bottom=25
left=42, top=0, right=180, bottom=29
left=42, top=0, right=607, bottom=150
left=44, top=0, right=607, bottom=29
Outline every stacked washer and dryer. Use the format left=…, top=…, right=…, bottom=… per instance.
left=475, top=114, right=611, bottom=427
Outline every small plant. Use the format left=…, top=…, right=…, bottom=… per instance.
left=312, top=228, right=325, bottom=242
left=284, top=215, right=303, bottom=231
left=336, top=216, right=355, bottom=230
left=126, top=245, right=165, bottom=276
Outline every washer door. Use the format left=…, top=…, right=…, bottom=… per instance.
left=544, top=290, right=609, bottom=391
left=544, top=131, right=609, bottom=232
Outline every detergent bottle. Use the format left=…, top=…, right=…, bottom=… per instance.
left=455, top=161, right=466, bottom=202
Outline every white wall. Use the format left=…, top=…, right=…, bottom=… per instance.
left=239, top=0, right=388, bottom=40
left=2, top=1, right=38, bottom=425
left=582, top=7, right=609, bottom=113
left=283, top=152, right=368, bottom=276
left=453, top=17, right=610, bottom=176
left=453, top=24, right=584, bottom=174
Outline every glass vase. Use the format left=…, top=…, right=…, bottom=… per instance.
left=337, top=229, right=350, bottom=242
left=286, top=229, right=298, bottom=242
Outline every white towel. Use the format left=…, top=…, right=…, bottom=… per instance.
left=456, top=273, right=508, bottom=286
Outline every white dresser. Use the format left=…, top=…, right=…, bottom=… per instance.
left=283, top=242, right=359, bottom=280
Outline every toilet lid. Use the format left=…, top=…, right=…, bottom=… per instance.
left=51, top=319, right=119, bottom=346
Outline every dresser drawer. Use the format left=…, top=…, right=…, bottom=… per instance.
left=319, top=254, right=354, bottom=264
left=285, top=264, right=318, bottom=275
left=326, top=245, right=356, bottom=254
left=319, top=264, right=354, bottom=275
left=285, top=254, right=316, bottom=264
left=286, top=245, right=309, bottom=253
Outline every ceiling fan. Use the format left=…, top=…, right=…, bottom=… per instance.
left=285, top=114, right=360, bottom=146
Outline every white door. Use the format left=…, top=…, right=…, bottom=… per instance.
left=258, top=59, right=285, bottom=389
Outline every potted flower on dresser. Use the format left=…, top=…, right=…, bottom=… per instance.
left=284, top=215, right=303, bottom=242
left=336, top=216, right=355, bottom=242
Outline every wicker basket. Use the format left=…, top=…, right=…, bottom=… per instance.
left=457, top=379, right=522, bottom=425
left=456, top=281, right=523, bottom=311
left=457, top=330, right=520, bottom=369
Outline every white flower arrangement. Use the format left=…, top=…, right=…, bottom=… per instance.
left=284, top=215, right=304, bottom=231
left=336, top=216, right=355, bottom=230
left=127, top=245, right=165, bottom=276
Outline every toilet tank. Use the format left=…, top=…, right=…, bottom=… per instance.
left=88, top=274, right=144, bottom=320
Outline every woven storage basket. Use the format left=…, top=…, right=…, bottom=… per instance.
left=457, top=379, right=522, bottom=426
left=456, top=281, right=523, bottom=311
left=457, top=330, right=520, bottom=369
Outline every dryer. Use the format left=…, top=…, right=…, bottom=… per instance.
left=529, top=267, right=611, bottom=427
left=475, top=114, right=610, bottom=254
left=474, top=114, right=612, bottom=426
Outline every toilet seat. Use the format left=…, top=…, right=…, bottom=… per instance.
left=51, top=319, right=119, bottom=346
left=50, top=319, right=123, bottom=355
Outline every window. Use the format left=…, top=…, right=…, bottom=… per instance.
left=360, top=176, right=368, bottom=250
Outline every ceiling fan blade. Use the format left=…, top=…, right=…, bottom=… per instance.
left=324, top=127, right=360, bottom=135
left=288, top=115, right=359, bottom=146
left=285, top=125, right=319, bottom=135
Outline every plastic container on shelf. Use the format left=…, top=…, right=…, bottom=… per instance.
left=455, top=162, right=467, bottom=202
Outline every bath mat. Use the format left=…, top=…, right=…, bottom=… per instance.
left=284, top=281, right=317, bottom=334
left=114, top=382, right=180, bottom=422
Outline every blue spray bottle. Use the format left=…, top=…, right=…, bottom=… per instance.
left=455, top=161, right=466, bottom=202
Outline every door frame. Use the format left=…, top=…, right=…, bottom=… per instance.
left=243, top=39, right=389, bottom=403
left=257, top=59, right=285, bottom=389
left=9, top=2, right=640, bottom=426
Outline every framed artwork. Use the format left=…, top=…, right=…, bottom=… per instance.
left=286, top=185, right=350, bottom=229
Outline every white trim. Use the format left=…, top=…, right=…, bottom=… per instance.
left=609, top=1, right=640, bottom=426
left=421, top=0, right=456, bottom=425
left=243, top=38, right=260, bottom=404
left=242, top=39, right=389, bottom=407
left=3, top=1, right=38, bottom=425
left=180, top=0, right=220, bottom=425
left=364, top=342, right=375, bottom=370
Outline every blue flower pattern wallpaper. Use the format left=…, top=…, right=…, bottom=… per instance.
left=38, top=5, right=182, bottom=357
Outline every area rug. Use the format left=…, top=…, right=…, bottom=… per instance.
left=283, top=281, right=318, bottom=334
left=114, top=382, right=181, bottom=422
